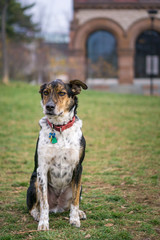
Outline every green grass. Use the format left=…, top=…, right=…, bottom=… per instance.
left=0, top=81, right=160, bottom=239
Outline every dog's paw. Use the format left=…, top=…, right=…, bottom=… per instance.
left=30, top=208, right=40, bottom=222
left=70, top=217, right=80, bottom=228
left=38, top=220, right=49, bottom=231
left=69, top=204, right=80, bottom=227
left=78, top=210, right=87, bottom=220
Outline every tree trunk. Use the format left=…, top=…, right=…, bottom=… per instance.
left=1, top=1, right=9, bottom=84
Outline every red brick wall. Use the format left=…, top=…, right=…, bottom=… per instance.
left=75, top=0, right=156, bottom=3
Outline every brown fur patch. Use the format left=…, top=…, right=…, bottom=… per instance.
left=72, top=177, right=82, bottom=206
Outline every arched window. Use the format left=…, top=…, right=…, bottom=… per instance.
left=135, top=30, right=160, bottom=78
left=86, top=30, right=118, bottom=78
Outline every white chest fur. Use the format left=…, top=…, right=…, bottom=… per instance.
left=37, top=117, right=83, bottom=190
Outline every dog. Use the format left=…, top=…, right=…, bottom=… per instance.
left=27, top=79, right=88, bottom=230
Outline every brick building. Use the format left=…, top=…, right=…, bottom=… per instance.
left=69, top=0, right=160, bottom=94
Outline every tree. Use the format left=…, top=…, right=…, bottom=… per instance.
left=1, top=0, right=9, bottom=84
left=0, top=0, right=38, bottom=84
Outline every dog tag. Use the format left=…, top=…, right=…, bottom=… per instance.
left=49, top=132, right=57, bottom=144
left=52, top=137, right=57, bottom=144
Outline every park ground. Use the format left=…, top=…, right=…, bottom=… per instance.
left=0, top=82, right=160, bottom=240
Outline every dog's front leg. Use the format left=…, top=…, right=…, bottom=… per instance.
left=70, top=165, right=82, bottom=228
left=37, top=167, right=49, bottom=231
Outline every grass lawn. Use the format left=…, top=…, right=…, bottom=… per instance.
left=0, top=82, right=160, bottom=240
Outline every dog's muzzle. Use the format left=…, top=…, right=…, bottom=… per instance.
left=45, top=102, right=55, bottom=115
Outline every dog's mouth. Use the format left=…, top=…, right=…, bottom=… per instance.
left=45, top=111, right=63, bottom=117
left=46, top=111, right=55, bottom=116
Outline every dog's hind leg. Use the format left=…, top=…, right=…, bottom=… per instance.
left=70, top=137, right=87, bottom=227
left=27, top=138, right=40, bottom=221
left=27, top=171, right=40, bottom=221
left=70, top=164, right=86, bottom=227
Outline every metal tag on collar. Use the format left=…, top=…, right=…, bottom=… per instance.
left=49, top=132, right=57, bottom=144
left=60, top=127, right=62, bottom=134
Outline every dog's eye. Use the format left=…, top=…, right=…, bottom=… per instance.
left=43, top=91, right=49, bottom=96
left=58, top=92, right=66, bottom=96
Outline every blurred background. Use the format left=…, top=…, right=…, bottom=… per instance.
left=0, top=0, right=160, bottom=95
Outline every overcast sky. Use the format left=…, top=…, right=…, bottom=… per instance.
left=20, top=0, right=73, bottom=34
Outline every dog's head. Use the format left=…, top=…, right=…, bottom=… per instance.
left=39, top=79, right=87, bottom=118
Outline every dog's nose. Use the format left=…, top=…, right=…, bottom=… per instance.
left=46, top=104, right=55, bottom=111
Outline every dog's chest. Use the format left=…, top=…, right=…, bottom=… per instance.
left=38, top=117, right=82, bottom=189
left=48, top=150, right=76, bottom=189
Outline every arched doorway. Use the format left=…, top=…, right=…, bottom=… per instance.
left=86, top=30, right=118, bottom=79
left=135, top=30, right=160, bottom=78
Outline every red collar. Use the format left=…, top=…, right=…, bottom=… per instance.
left=47, top=116, right=76, bottom=133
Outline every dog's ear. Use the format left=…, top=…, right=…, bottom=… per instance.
left=39, top=83, right=47, bottom=98
left=69, top=79, right=88, bottom=95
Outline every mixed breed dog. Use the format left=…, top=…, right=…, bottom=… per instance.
left=27, top=79, right=88, bottom=230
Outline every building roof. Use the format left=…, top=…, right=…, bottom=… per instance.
left=74, top=0, right=160, bottom=9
